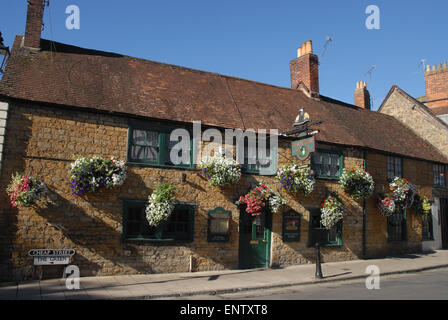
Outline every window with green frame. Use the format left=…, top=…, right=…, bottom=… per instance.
left=308, top=208, right=342, bottom=246
left=311, top=149, right=343, bottom=179
left=422, top=214, right=434, bottom=241
left=242, top=137, right=278, bottom=175
left=387, top=208, right=406, bottom=242
left=123, top=200, right=195, bottom=242
left=127, top=123, right=193, bottom=168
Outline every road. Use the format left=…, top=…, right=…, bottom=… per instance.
left=167, top=268, right=448, bottom=300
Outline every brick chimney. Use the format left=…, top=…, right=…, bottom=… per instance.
left=24, top=0, right=45, bottom=49
left=424, top=62, right=448, bottom=109
left=290, top=40, right=319, bottom=94
left=354, top=81, right=371, bottom=110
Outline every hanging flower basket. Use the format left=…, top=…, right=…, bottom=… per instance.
left=411, top=194, right=432, bottom=216
left=70, top=157, right=127, bottom=196
left=198, top=154, right=241, bottom=187
left=320, top=195, right=345, bottom=230
left=276, top=164, right=315, bottom=195
left=389, top=177, right=415, bottom=208
left=236, top=184, right=286, bottom=216
left=7, top=172, right=47, bottom=208
left=145, top=183, right=177, bottom=226
left=378, top=194, right=396, bottom=217
left=338, top=168, right=374, bottom=200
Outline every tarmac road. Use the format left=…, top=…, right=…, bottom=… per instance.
left=171, top=268, right=448, bottom=300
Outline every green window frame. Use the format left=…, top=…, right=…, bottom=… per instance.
left=422, top=214, right=434, bottom=241
left=308, top=208, right=342, bottom=246
left=434, top=164, right=446, bottom=187
left=311, top=149, right=344, bottom=179
left=387, top=208, right=407, bottom=242
left=127, top=122, right=194, bottom=169
left=241, top=138, right=278, bottom=176
left=122, top=200, right=195, bottom=242
left=387, top=156, right=403, bottom=181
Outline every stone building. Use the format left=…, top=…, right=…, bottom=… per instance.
left=379, top=63, right=448, bottom=251
left=0, top=1, right=447, bottom=281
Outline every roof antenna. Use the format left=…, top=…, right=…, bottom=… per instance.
left=364, top=65, right=376, bottom=108
left=321, top=36, right=333, bottom=62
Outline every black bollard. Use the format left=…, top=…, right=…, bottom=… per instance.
left=315, top=243, right=323, bottom=279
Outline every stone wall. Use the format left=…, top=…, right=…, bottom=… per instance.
left=380, top=88, right=448, bottom=158
left=0, top=101, right=432, bottom=281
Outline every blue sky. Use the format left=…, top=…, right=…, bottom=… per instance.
left=1, top=0, right=447, bottom=110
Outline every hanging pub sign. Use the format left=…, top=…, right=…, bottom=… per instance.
left=282, top=210, right=301, bottom=242
left=291, top=133, right=315, bottom=161
left=208, top=207, right=231, bottom=242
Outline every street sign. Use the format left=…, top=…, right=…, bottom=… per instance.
left=28, top=249, right=75, bottom=266
left=28, top=249, right=76, bottom=257
left=33, top=256, right=70, bottom=266
left=291, top=134, right=315, bottom=161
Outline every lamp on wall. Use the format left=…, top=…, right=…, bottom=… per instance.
left=0, top=32, right=10, bottom=75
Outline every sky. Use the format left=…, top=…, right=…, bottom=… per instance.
left=1, top=0, right=448, bottom=110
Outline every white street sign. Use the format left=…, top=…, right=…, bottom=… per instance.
left=33, top=256, right=70, bottom=266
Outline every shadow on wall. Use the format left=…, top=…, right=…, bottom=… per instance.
left=0, top=110, right=32, bottom=282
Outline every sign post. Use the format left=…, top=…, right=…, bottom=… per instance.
left=28, top=249, right=76, bottom=280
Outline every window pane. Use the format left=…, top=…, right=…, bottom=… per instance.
left=312, top=152, right=341, bottom=178
left=130, top=129, right=158, bottom=162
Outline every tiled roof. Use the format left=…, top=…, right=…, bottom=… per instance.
left=1, top=36, right=447, bottom=164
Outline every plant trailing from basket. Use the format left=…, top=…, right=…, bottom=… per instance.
left=7, top=172, right=47, bottom=208
left=320, top=195, right=345, bottom=230
left=146, top=183, right=178, bottom=226
left=411, top=194, right=432, bottom=216
left=338, top=167, right=374, bottom=200
left=276, top=164, right=315, bottom=195
left=389, top=177, right=414, bottom=209
left=378, top=194, right=396, bottom=217
left=236, top=184, right=286, bottom=216
left=70, top=156, right=127, bottom=196
left=198, top=153, right=241, bottom=187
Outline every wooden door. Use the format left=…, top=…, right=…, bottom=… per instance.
left=239, top=209, right=272, bottom=269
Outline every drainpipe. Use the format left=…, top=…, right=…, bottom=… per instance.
left=362, top=151, right=367, bottom=258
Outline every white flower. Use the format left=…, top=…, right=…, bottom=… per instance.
left=198, top=154, right=241, bottom=187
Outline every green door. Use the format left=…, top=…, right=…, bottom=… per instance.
left=238, top=208, right=272, bottom=269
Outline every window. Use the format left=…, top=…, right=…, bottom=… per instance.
left=242, top=138, right=277, bottom=175
left=422, top=214, right=434, bottom=241
left=127, top=124, right=193, bottom=168
left=434, top=164, right=446, bottom=187
left=387, top=156, right=403, bottom=181
left=123, top=200, right=195, bottom=242
left=311, top=149, right=343, bottom=179
left=308, top=209, right=342, bottom=246
left=387, top=208, right=406, bottom=241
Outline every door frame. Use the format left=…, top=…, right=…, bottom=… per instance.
left=238, top=208, right=272, bottom=269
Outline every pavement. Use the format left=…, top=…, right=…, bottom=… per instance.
left=0, top=250, right=447, bottom=300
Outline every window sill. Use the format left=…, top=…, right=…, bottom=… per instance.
left=123, top=238, right=192, bottom=243
left=126, top=162, right=194, bottom=171
left=315, top=176, right=340, bottom=181
left=308, top=243, right=343, bottom=248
